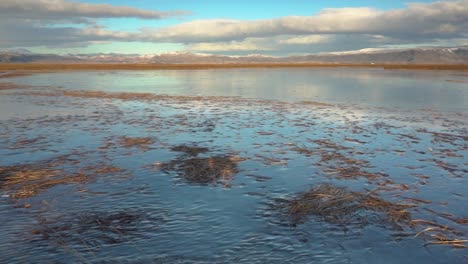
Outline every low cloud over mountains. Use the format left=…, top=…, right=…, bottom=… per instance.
left=1, top=47, right=467, bottom=64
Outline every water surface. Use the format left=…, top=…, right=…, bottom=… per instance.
left=0, top=68, right=467, bottom=263
left=9, top=68, right=467, bottom=111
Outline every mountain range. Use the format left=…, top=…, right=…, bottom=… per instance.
left=0, top=47, right=467, bottom=64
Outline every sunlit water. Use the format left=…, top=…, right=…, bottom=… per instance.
left=8, top=68, right=467, bottom=111
left=0, top=68, right=467, bottom=263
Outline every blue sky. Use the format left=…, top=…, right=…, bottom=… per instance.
left=84, top=0, right=438, bottom=18
left=87, top=0, right=441, bottom=30
left=0, top=0, right=466, bottom=55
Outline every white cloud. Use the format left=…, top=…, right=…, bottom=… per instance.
left=142, top=1, right=468, bottom=42
left=0, top=0, right=188, bottom=20
left=188, top=38, right=275, bottom=52
left=279, top=35, right=330, bottom=45
left=189, top=42, right=271, bottom=52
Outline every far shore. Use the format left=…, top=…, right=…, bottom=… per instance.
left=0, top=63, right=467, bottom=71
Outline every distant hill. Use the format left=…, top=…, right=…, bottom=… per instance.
left=0, top=52, right=80, bottom=63
left=1, top=48, right=34, bottom=55
left=0, top=47, right=467, bottom=64
left=282, top=47, right=468, bottom=64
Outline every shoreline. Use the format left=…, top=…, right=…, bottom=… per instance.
left=0, top=63, right=467, bottom=71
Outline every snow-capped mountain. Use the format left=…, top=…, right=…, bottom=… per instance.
left=282, top=47, right=468, bottom=64
left=0, top=47, right=467, bottom=64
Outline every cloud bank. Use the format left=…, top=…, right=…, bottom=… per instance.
left=0, top=0, right=466, bottom=55
left=0, top=0, right=187, bottom=20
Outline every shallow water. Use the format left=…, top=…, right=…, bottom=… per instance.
left=8, top=68, right=468, bottom=111
left=0, top=68, right=467, bottom=263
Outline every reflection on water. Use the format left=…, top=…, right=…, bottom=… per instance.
left=10, top=68, right=467, bottom=111
left=0, top=69, right=467, bottom=263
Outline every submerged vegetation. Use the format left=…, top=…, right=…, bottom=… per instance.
left=280, top=183, right=412, bottom=228
left=159, top=154, right=245, bottom=186
left=31, top=210, right=166, bottom=249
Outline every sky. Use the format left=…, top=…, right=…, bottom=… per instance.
left=0, top=0, right=467, bottom=56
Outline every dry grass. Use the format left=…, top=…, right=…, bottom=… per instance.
left=410, top=219, right=468, bottom=248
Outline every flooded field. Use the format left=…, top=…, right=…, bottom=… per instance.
left=0, top=68, right=467, bottom=263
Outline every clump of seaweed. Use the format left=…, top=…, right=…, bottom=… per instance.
left=170, top=145, right=209, bottom=156
left=272, top=184, right=468, bottom=248
left=278, top=183, right=412, bottom=229
left=1, top=157, right=68, bottom=199
left=119, top=136, right=154, bottom=150
left=9, top=172, right=89, bottom=199
left=159, top=155, right=245, bottom=186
